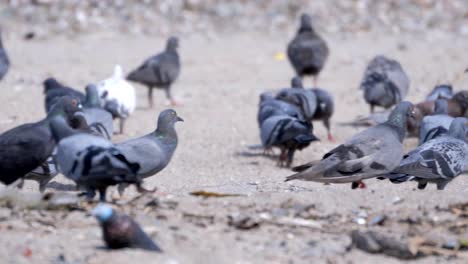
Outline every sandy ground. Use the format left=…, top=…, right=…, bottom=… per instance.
left=0, top=31, right=468, bottom=263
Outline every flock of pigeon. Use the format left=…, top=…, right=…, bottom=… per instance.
left=0, top=12, right=467, bottom=251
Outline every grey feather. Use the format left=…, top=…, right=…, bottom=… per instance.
left=275, top=78, right=317, bottom=120
left=360, top=55, right=409, bottom=112
left=418, top=99, right=453, bottom=145
left=426, top=84, right=453, bottom=101
left=80, top=84, right=114, bottom=139
left=286, top=101, right=414, bottom=184
left=257, top=92, right=304, bottom=126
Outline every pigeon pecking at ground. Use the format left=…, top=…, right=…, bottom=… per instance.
left=261, top=114, right=319, bottom=167
left=127, top=36, right=181, bottom=107
left=43, top=77, right=86, bottom=113
left=0, top=96, right=82, bottom=187
left=79, top=84, right=114, bottom=139
left=418, top=99, right=454, bottom=145
left=97, top=65, right=136, bottom=134
left=50, top=116, right=143, bottom=201
left=115, top=109, right=183, bottom=196
left=0, top=30, right=10, bottom=81
left=286, top=101, right=415, bottom=188
left=93, top=204, right=162, bottom=252
left=287, top=13, right=329, bottom=87
left=360, top=55, right=410, bottom=113
left=426, top=84, right=453, bottom=101
left=257, top=91, right=304, bottom=126
left=275, top=77, right=317, bottom=121
left=384, top=117, right=468, bottom=190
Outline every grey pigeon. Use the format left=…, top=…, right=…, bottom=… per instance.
left=311, top=88, right=334, bottom=141
left=80, top=84, right=114, bottom=139
left=115, top=109, right=183, bottom=196
left=127, top=37, right=180, bottom=107
left=426, top=84, right=453, bottom=101
left=0, top=31, right=10, bottom=80
left=93, top=204, right=162, bottom=252
left=287, top=13, right=329, bottom=86
left=360, top=55, right=410, bottom=113
left=417, top=91, right=468, bottom=117
left=257, top=91, right=304, bottom=126
left=0, top=96, right=82, bottom=187
left=275, top=77, right=317, bottom=120
left=50, top=117, right=142, bottom=201
left=44, top=77, right=86, bottom=112
left=261, top=114, right=318, bottom=167
left=418, top=99, right=453, bottom=145
left=286, top=101, right=415, bottom=188
left=386, top=117, right=468, bottom=190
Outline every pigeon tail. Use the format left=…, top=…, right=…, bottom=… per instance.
left=285, top=154, right=341, bottom=182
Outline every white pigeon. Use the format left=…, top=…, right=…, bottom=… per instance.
left=97, top=65, right=136, bottom=134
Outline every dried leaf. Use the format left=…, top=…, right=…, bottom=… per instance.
left=189, top=190, right=244, bottom=198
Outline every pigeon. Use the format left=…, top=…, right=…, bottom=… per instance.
left=257, top=91, right=304, bottom=126
left=44, top=77, right=86, bottom=112
left=360, top=55, right=410, bottom=113
left=80, top=84, right=114, bottom=139
left=286, top=101, right=415, bottom=188
left=261, top=114, right=318, bottom=167
left=93, top=204, right=162, bottom=252
left=416, top=91, right=468, bottom=117
left=0, top=31, right=10, bottom=81
left=426, top=84, right=453, bottom=101
left=287, top=13, right=329, bottom=86
left=115, top=109, right=183, bottom=196
left=21, top=157, right=58, bottom=193
left=0, top=96, right=82, bottom=186
left=386, top=117, right=468, bottom=190
left=50, top=117, right=142, bottom=201
left=275, top=77, right=317, bottom=120
left=127, top=37, right=180, bottom=107
left=311, top=88, right=334, bottom=141
left=418, top=99, right=453, bottom=145
left=97, top=65, right=136, bottom=134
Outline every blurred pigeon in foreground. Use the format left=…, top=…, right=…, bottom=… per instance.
left=93, top=204, right=162, bottom=252
left=286, top=101, right=415, bottom=188
left=426, top=84, right=453, bottom=101
left=418, top=99, right=453, bottom=145
left=80, top=84, right=114, bottom=139
left=116, top=109, right=183, bottom=196
left=360, top=55, right=410, bottom=113
left=43, top=78, right=86, bottom=113
left=385, top=117, right=468, bottom=190
left=21, top=157, right=58, bottom=192
left=311, top=88, right=334, bottom=141
left=97, top=65, right=136, bottom=134
left=50, top=117, right=142, bottom=201
left=287, top=14, right=329, bottom=86
left=276, top=77, right=317, bottom=120
left=257, top=92, right=304, bottom=126
left=0, top=31, right=10, bottom=80
left=261, top=114, right=318, bottom=167
left=0, top=97, right=81, bottom=187
left=127, top=37, right=180, bottom=107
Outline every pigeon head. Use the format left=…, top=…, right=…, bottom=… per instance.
left=259, top=92, right=274, bottom=103
left=448, top=117, right=468, bottom=141
left=157, top=109, right=183, bottom=131
left=386, top=101, right=414, bottom=140
left=48, top=95, right=82, bottom=120
left=298, top=14, right=314, bottom=33
left=85, top=84, right=101, bottom=108
left=452, top=91, right=468, bottom=111
left=43, top=77, right=61, bottom=94
left=92, top=204, right=114, bottom=223
left=291, top=77, right=303, bottom=89
left=166, top=37, right=179, bottom=51
left=103, top=99, right=121, bottom=118
left=433, top=99, right=449, bottom=115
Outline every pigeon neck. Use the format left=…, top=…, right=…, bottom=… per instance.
left=385, top=113, right=407, bottom=142
left=448, top=119, right=466, bottom=140
left=298, top=25, right=315, bottom=34
left=49, top=117, right=77, bottom=142
left=154, top=124, right=177, bottom=143
left=86, top=92, right=100, bottom=108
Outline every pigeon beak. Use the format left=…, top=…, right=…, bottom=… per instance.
left=177, top=116, right=184, bottom=122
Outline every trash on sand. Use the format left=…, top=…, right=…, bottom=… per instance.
left=189, top=190, right=244, bottom=198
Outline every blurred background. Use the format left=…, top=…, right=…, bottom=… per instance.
left=1, top=0, right=467, bottom=38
